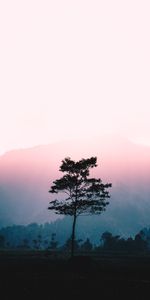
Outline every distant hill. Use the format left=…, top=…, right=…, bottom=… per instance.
left=0, top=135, right=150, bottom=237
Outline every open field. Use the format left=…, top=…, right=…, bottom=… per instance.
left=1, top=251, right=150, bottom=299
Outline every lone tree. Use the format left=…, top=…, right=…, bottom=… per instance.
left=48, top=157, right=111, bottom=257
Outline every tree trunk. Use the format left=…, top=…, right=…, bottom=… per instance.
left=71, top=215, right=77, bottom=258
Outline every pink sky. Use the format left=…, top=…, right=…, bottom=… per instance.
left=0, top=0, right=150, bottom=154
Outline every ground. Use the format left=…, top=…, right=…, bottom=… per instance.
left=0, top=251, right=150, bottom=299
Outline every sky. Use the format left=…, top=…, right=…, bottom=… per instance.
left=0, top=0, right=150, bottom=155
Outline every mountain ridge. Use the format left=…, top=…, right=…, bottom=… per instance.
left=0, top=135, right=150, bottom=236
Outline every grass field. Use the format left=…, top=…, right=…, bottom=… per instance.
left=0, top=250, right=150, bottom=299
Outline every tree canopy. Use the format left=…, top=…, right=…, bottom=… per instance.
left=48, top=156, right=112, bottom=257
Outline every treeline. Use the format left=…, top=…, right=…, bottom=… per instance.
left=0, top=223, right=149, bottom=253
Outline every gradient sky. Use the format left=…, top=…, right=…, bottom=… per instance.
left=0, top=0, right=150, bottom=155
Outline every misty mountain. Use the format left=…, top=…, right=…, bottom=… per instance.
left=0, top=135, right=150, bottom=237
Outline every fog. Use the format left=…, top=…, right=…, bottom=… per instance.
left=0, top=136, right=150, bottom=238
